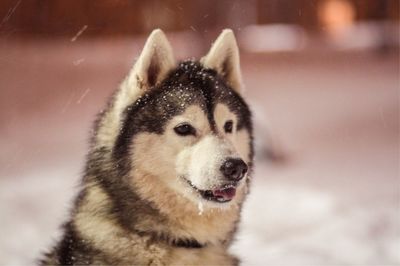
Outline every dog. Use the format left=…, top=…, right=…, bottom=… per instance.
left=40, top=29, right=254, bottom=265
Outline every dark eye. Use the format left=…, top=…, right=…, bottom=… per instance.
left=174, top=123, right=196, bottom=136
left=224, top=120, right=233, bottom=133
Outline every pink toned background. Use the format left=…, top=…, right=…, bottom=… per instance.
left=0, top=1, right=399, bottom=264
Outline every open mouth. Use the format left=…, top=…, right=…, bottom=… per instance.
left=183, top=178, right=237, bottom=203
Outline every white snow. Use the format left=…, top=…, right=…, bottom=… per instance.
left=230, top=166, right=400, bottom=265
left=70, top=25, right=88, bottom=42
left=198, top=201, right=204, bottom=215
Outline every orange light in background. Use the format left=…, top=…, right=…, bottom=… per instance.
left=318, top=0, right=356, bottom=37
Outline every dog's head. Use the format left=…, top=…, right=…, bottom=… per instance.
left=100, top=29, right=253, bottom=210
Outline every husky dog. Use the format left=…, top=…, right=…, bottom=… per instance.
left=41, top=29, right=253, bottom=265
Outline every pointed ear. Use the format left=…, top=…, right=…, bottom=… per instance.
left=95, top=30, right=175, bottom=148
left=128, top=29, right=175, bottom=90
left=201, top=29, right=243, bottom=93
left=111, top=29, right=174, bottom=134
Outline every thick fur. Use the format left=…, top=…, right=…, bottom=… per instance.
left=40, top=29, right=253, bottom=265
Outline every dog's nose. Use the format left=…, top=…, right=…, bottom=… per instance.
left=220, top=158, right=248, bottom=181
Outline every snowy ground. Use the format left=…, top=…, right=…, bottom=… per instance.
left=0, top=38, right=399, bottom=265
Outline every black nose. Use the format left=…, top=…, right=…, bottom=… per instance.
left=220, top=158, right=248, bottom=181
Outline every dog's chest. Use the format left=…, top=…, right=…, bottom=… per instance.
left=165, top=246, right=238, bottom=266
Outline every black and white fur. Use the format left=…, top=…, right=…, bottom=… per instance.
left=40, top=29, right=253, bottom=265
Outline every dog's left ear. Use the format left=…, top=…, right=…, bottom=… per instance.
left=201, top=29, right=243, bottom=93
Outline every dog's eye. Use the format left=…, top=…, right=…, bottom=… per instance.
left=224, top=120, right=233, bottom=133
left=174, top=123, right=196, bottom=136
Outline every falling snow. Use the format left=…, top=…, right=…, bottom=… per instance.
left=73, top=58, right=85, bottom=66
left=70, top=25, right=88, bottom=42
left=76, top=88, right=90, bottom=104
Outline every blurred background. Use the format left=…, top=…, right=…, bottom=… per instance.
left=0, top=0, right=399, bottom=265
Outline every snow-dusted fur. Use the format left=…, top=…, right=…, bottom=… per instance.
left=40, top=29, right=253, bottom=265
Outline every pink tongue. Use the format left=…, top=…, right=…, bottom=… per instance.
left=213, top=187, right=236, bottom=200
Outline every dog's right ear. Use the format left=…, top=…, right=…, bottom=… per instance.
left=128, top=29, right=175, bottom=90
left=98, top=30, right=175, bottom=147
left=112, top=29, right=174, bottom=117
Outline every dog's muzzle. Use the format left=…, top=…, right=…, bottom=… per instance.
left=183, top=158, right=248, bottom=203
